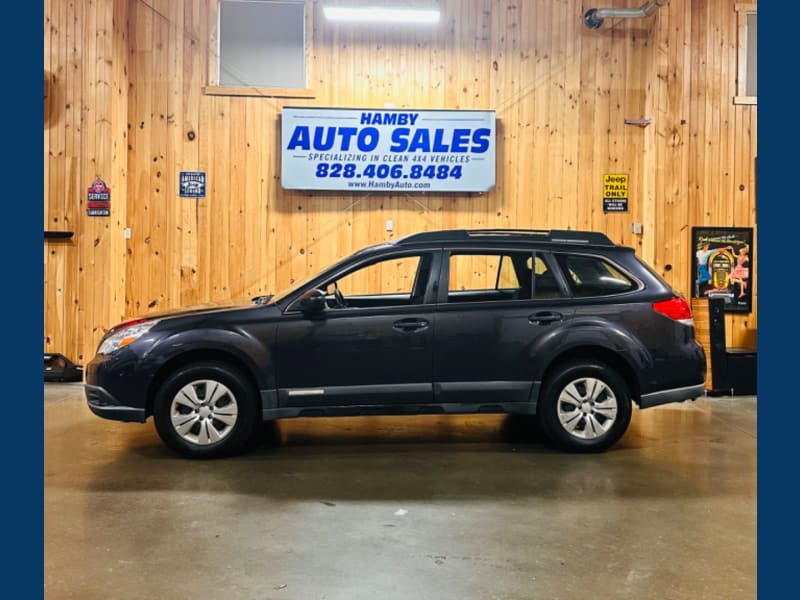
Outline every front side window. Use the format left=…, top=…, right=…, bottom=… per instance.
left=335, top=256, right=420, bottom=296
left=323, top=254, right=432, bottom=309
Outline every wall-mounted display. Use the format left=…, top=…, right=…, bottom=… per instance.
left=691, top=226, right=753, bottom=313
left=86, top=179, right=110, bottom=217
left=179, top=171, right=206, bottom=198
left=602, top=173, right=629, bottom=212
left=280, top=107, right=496, bottom=193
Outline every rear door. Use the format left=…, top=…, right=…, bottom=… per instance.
left=432, top=249, right=574, bottom=405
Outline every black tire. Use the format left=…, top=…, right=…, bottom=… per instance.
left=537, top=360, right=632, bottom=453
left=153, top=361, right=260, bottom=459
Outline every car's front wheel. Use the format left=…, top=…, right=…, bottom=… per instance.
left=537, top=360, right=632, bottom=453
left=153, top=361, right=259, bottom=459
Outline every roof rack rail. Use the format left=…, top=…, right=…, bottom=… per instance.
left=396, top=228, right=615, bottom=246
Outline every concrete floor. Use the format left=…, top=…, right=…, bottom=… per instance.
left=44, top=383, right=756, bottom=600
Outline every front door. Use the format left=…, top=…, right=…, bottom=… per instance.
left=274, top=252, right=438, bottom=407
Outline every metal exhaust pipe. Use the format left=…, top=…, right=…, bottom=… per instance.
left=584, top=0, right=668, bottom=29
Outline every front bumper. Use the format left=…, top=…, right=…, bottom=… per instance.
left=85, top=384, right=147, bottom=422
left=84, top=346, right=152, bottom=421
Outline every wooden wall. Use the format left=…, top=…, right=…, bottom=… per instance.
left=44, top=0, right=757, bottom=376
left=45, top=0, right=128, bottom=365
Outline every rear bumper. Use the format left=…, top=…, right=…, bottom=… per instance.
left=85, top=384, right=147, bottom=422
left=640, top=382, right=706, bottom=409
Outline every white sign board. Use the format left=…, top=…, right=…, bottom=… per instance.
left=281, top=107, right=496, bottom=193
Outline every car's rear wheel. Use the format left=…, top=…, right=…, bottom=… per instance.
left=537, top=360, right=632, bottom=453
left=153, top=361, right=259, bottom=459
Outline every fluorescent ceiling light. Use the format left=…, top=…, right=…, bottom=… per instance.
left=323, top=6, right=441, bottom=24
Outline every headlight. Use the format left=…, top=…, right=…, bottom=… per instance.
left=97, top=319, right=160, bottom=355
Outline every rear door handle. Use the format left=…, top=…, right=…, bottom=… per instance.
left=393, top=318, right=429, bottom=332
left=529, top=312, right=563, bottom=325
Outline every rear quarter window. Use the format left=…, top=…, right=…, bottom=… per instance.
left=556, top=253, right=637, bottom=297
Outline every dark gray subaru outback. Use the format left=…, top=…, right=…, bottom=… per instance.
left=85, top=229, right=706, bottom=458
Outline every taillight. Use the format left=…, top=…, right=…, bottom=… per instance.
left=652, top=296, right=694, bottom=325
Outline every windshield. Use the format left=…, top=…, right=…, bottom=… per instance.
left=268, top=272, right=322, bottom=304
left=267, top=253, right=355, bottom=304
left=263, top=242, right=396, bottom=305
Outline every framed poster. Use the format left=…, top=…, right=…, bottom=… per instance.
left=691, top=227, right=753, bottom=313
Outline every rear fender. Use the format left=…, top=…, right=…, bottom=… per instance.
left=529, top=317, right=651, bottom=390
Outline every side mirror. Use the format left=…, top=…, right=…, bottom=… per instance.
left=293, top=288, right=327, bottom=314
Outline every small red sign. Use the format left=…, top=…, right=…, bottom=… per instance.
left=87, top=178, right=111, bottom=217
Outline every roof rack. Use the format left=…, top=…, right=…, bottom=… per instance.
left=396, top=228, right=615, bottom=246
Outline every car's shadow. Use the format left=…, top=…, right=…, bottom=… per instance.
left=45, top=407, right=756, bottom=502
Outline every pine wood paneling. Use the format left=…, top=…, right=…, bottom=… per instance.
left=110, top=0, right=129, bottom=327
left=44, top=0, right=758, bottom=378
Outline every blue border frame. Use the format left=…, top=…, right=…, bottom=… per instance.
left=13, top=0, right=44, bottom=595
left=31, top=2, right=777, bottom=598
left=758, top=5, right=786, bottom=599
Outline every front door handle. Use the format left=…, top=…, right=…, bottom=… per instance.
left=393, top=318, right=429, bottom=332
left=528, top=312, right=563, bottom=325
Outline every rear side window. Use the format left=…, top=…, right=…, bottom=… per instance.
left=446, top=252, right=564, bottom=302
left=555, top=254, right=636, bottom=297
left=530, top=255, right=563, bottom=299
left=447, top=252, right=528, bottom=302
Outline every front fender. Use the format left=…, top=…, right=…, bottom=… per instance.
left=139, top=324, right=277, bottom=392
